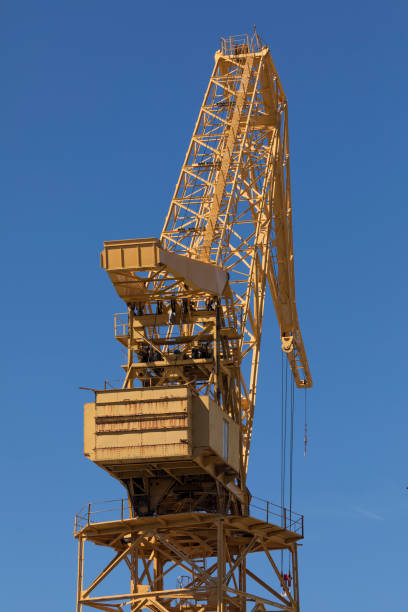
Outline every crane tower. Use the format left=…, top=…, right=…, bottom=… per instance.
left=75, top=32, right=312, bottom=612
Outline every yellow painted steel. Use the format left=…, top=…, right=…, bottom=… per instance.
left=76, top=31, right=312, bottom=612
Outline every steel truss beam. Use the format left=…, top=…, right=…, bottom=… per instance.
left=76, top=514, right=300, bottom=612
left=158, top=35, right=312, bottom=473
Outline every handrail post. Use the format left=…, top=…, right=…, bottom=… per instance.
left=121, top=499, right=124, bottom=521
left=87, top=503, right=91, bottom=526
left=266, top=501, right=269, bottom=523
left=284, top=507, right=286, bottom=529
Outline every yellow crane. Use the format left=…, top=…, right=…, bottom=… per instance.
left=76, top=31, right=312, bottom=612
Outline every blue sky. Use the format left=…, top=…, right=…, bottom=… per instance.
left=1, top=1, right=407, bottom=610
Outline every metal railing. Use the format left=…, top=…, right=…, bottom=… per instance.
left=114, top=313, right=128, bottom=337
left=74, top=494, right=303, bottom=537
left=74, top=498, right=132, bottom=533
left=249, top=496, right=303, bottom=536
left=103, top=379, right=122, bottom=390
left=220, top=32, right=263, bottom=56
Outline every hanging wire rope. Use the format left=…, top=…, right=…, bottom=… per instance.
left=288, top=371, right=295, bottom=577
left=304, top=388, right=308, bottom=457
left=289, top=370, right=295, bottom=522
left=281, top=353, right=296, bottom=575
left=281, top=354, right=288, bottom=512
left=280, top=352, right=284, bottom=514
left=280, top=357, right=309, bottom=577
left=280, top=352, right=287, bottom=572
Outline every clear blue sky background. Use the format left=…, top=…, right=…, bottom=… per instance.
left=1, top=1, right=407, bottom=610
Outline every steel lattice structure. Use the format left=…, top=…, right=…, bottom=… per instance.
left=76, top=31, right=312, bottom=612
left=160, top=33, right=311, bottom=472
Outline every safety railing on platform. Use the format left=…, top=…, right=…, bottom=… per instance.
left=114, top=313, right=128, bottom=337
left=249, top=495, right=304, bottom=537
left=74, top=495, right=303, bottom=537
left=74, top=498, right=132, bottom=533
left=220, top=32, right=263, bottom=56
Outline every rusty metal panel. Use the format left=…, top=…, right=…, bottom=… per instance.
left=84, top=387, right=239, bottom=473
left=95, top=386, right=188, bottom=404
left=84, top=386, right=193, bottom=465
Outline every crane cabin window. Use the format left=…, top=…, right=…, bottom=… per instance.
left=223, top=419, right=229, bottom=461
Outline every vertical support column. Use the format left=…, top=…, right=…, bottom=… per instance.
left=153, top=548, right=164, bottom=591
left=239, top=553, right=246, bottom=612
left=76, top=536, right=84, bottom=612
left=217, top=519, right=225, bottom=612
left=127, top=304, right=134, bottom=389
left=130, top=533, right=139, bottom=612
left=214, top=308, right=220, bottom=405
left=291, top=544, right=300, bottom=611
